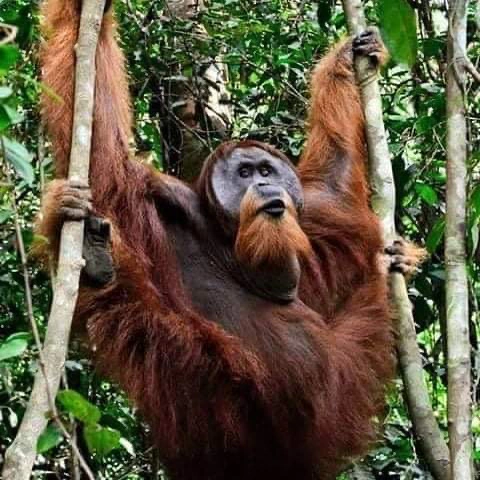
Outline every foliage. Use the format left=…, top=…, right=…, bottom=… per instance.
left=377, top=0, right=417, bottom=67
left=0, top=0, right=478, bottom=478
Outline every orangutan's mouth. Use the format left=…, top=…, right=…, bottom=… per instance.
left=261, top=198, right=286, bottom=217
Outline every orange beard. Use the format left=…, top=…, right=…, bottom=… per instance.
left=234, top=189, right=311, bottom=268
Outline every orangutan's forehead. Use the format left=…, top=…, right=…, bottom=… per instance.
left=227, top=147, right=279, bottom=163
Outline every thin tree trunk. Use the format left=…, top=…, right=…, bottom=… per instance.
left=2, top=1, right=106, bottom=478
left=340, top=1, right=451, bottom=479
left=158, top=0, right=232, bottom=180
left=446, top=1, right=473, bottom=479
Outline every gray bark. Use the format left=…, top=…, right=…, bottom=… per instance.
left=446, top=1, right=473, bottom=479
left=1, top=1, right=106, bottom=478
left=162, top=0, right=232, bottom=180
left=341, top=1, right=451, bottom=479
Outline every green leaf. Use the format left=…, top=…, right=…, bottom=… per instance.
left=0, top=335, right=28, bottom=361
left=0, top=45, right=19, bottom=74
left=1, top=136, right=34, bottom=184
left=0, top=207, right=13, bottom=223
left=317, top=0, right=333, bottom=32
left=422, top=38, right=444, bottom=59
left=0, top=86, right=13, bottom=99
left=119, top=437, right=135, bottom=456
left=0, top=106, right=11, bottom=131
left=415, top=116, right=436, bottom=134
left=37, top=424, right=63, bottom=454
left=377, top=0, right=418, bottom=68
left=470, top=185, right=480, bottom=221
left=8, top=409, right=18, bottom=428
left=4, top=105, right=23, bottom=125
left=470, top=222, right=479, bottom=258
left=426, top=217, right=445, bottom=254
left=57, top=390, right=101, bottom=424
left=0, top=104, right=21, bottom=131
left=83, top=424, right=121, bottom=457
left=2, top=6, right=34, bottom=47
left=415, top=183, right=438, bottom=206
left=6, top=332, right=30, bottom=341
left=430, top=269, right=445, bottom=281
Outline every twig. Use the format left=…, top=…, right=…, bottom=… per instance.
left=169, top=27, right=308, bottom=103
left=1, top=155, right=95, bottom=480
left=0, top=23, right=18, bottom=46
left=2, top=1, right=106, bottom=478
left=61, top=371, right=82, bottom=480
left=340, top=1, right=451, bottom=479
left=463, top=55, right=480, bottom=83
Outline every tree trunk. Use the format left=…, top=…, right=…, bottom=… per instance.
left=157, top=0, right=232, bottom=180
left=340, top=1, right=451, bottom=479
left=445, top=1, right=473, bottom=479
left=1, top=1, right=105, bottom=478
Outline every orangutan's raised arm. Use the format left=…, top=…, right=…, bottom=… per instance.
left=298, top=30, right=387, bottom=206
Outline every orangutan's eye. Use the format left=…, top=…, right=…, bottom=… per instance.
left=238, top=166, right=251, bottom=178
left=259, top=165, right=273, bottom=177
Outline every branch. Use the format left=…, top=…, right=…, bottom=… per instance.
left=0, top=23, right=18, bottom=46
left=463, top=55, right=480, bottom=83
left=1, top=159, right=95, bottom=480
left=446, top=1, right=473, bottom=479
left=340, top=2, right=451, bottom=480
left=2, top=1, right=106, bottom=478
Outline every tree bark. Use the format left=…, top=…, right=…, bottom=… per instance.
left=445, top=1, right=473, bottom=479
left=157, top=0, right=232, bottom=180
left=2, top=1, right=106, bottom=478
left=340, top=1, right=451, bottom=479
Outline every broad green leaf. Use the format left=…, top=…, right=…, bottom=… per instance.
left=9, top=409, right=17, bottom=427
left=83, top=424, right=121, bottom=457
left=120, top=437, right=135, bottom=456
left=57, top=390, right=101, bottom=424
left=37, top=424, right=63, bottom=454
left=0, top=45, right=19, bottom=74
left=415, top=183, right=438, bottom=206
left=0, top=86, right=13, bottom=99
left=415, top=116, right=436, bottom=134
left=1, top=136, right=34, bottom=184
left=317, top=0, right=333, bottom=32
left=4, top=105, right=23, bottom=125
left=6, top=332, right=30, bottom=341
left=2, top=6, right=34, bottom=46
left=426, top=218, right=445, bottom=254
left=422, top=38, right=444, bottom=59
left=430, top=269, right=445, bottom=281
left=0, top=336, right=28, bottom=361
left=470, top=222, right=479, bottom=258
left=377, top=0, right=418, bottom=68
left=0, top=208, right=13, bottom=223
left=0, top=106, right=11, bottom=131
left=470, top=185, right=480, bottom=221
left=0, top=104, right=21, bottom=131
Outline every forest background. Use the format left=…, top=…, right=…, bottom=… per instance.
left=0, top=0, right=479, bottom=478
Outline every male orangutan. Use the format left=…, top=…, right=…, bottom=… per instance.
left=37, top=0, right=422, bottom=479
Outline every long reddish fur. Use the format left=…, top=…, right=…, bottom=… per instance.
left=37, top=1, right=394, bottom=478
left=235, top=189, right=311, bottom=267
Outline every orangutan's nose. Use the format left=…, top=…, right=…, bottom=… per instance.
left=254, top=183, right=283, bottom=199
